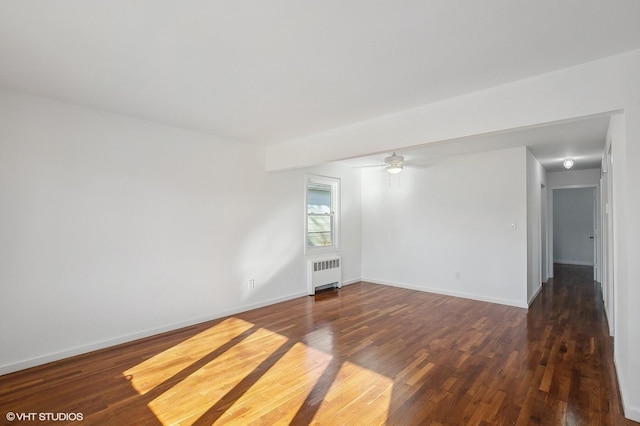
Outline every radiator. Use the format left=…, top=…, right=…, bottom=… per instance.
left=307, top=256, right=342, bottom=295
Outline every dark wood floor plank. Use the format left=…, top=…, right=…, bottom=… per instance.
left=0, top=264, right=636, bottom=425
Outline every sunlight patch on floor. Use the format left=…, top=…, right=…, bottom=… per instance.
left=123, top=317, right=255, bottom=395
left=147, top=327, right=288, bottom=425
left=215, top=342, right=333, bottom=425
left=311, top=361, right=394, bottom=425
left=123, top=317, right=393, bottom=425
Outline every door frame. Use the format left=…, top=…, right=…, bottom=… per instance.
left=546, top=183, right=599, bottom=280
left=601, top=142, right=615, bottom=337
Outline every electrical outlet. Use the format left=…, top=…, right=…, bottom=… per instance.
left=248, top=279, right=255, bottom=289
left=455, top=271, right=462, bottom=280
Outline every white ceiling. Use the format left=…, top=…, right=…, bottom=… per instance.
left=338, top=115, right=610, bottom=172
left=1, top=2, right=639, bottom=170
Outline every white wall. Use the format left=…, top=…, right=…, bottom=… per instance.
left=541, top=184, right=549, bottom=284
left=526, top=150, right=546, bottom=304
left=616, top=99, right=640, bottom=422
left=361, top=147, right=528, bottom=308
left=547, top=168, right=601, bottom=187
left=0, top=89, right=361, bottom=374
left=601, top=115, right=622, bottom=336
left=553, top=188, right=595, bottom=265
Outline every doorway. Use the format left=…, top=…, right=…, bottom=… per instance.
left=552, top=187, right=597, bottom=271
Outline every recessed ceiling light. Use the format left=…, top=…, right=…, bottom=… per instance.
left=563, top=159, right=574, bottom=169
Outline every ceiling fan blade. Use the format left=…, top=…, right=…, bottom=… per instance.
left=354, top=164, right=386, bottom=168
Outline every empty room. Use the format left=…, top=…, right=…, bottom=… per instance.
left=2, top=1, right=640, bottom=425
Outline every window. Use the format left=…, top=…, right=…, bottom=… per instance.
left=305, top=175, right=340, bottom=253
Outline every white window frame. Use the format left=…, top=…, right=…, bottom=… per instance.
left=305, top=175, right=340, bottom=255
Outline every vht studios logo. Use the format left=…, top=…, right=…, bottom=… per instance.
left=5, top=412, right=84, bottom=422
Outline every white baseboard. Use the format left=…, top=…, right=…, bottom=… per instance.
left=361, top=277, right=528, bottom=309
left=627, top=407, right=640, bottom=423
left=615, top=356, right=640, bottom=422
left=528, top=284, right=543, bottom=306
left=0, top=290, right=307, bottom=376
left=0, top=277, right=358, bottom=375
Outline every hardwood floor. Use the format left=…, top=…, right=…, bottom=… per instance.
left=0, top=264, right=635, bottom=425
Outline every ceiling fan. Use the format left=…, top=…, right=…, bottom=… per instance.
left=358, top=152, right=406, bottom=174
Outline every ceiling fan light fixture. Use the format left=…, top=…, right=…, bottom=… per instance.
left=384, top=151, right=405, bottom=174
left=386, top=164, right=403, bottom=174
left=563, top=158, right=575, bottom=169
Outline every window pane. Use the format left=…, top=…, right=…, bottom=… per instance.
left=307, top=215, right=332, bottom=247
left=305, top=176, right=339, bottom=252
left=308, top=186, right=331, bottom=214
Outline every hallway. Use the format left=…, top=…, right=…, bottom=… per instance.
left=522, top=264, right=631, bottom=424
